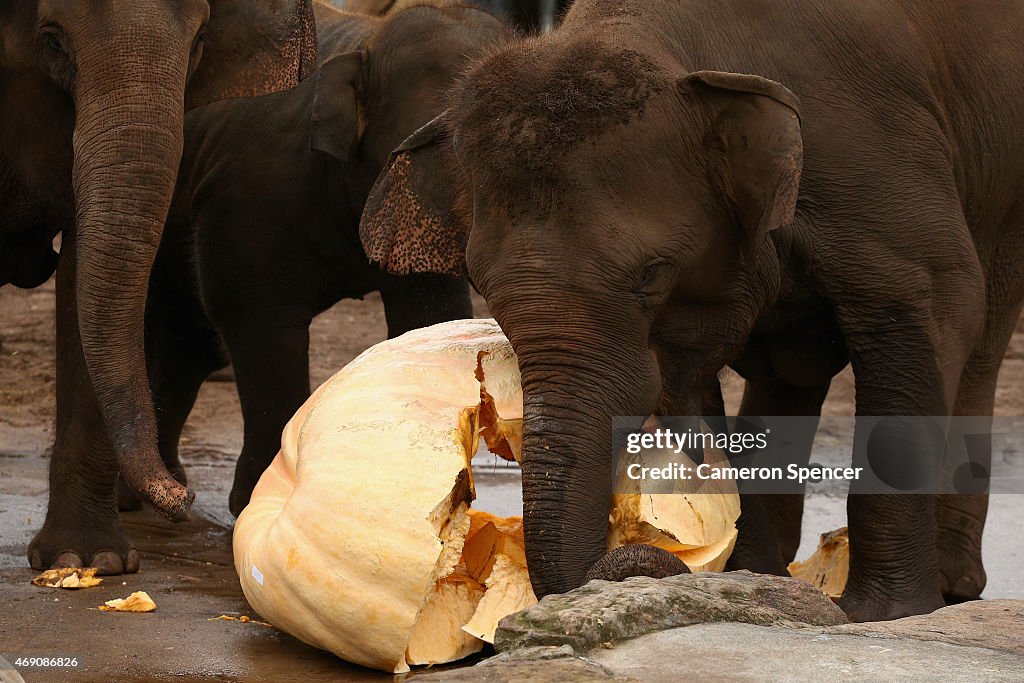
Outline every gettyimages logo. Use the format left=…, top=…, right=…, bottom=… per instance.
left=612, top=416, right=1024, bottom=495
left=0, top=656, right=26, bottom=683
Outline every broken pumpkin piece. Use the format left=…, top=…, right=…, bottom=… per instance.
left=462, top=520, right=527, bottom=583
left=209, top=614, right=274, bottom=626
left=98, top=591, right=156, bottom=612
left=608, top=425, right=740, bottom=573
left=466, top=509, right=524, bottom=545
left=788, top=526, right=849, bottom=599
left=233, top=319, right=739, bottom=674
left=405, top=568, right=485, bottom=665
left=32, top=567, right=102, bottom=589
left=461, top=553, right=537, bottom=644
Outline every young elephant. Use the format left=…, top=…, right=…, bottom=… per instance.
left=361, top=0, right=1024, bottom=621
left=136, top=3, right=506, bottom=516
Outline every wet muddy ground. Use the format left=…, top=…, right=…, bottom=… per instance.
left=2, top=281, right=1023, bottom=681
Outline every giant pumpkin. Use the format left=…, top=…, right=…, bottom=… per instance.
left=233, top=319, right=738, bottom=673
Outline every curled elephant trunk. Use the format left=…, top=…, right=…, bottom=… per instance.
left=70, top=47, right=193, bottom=521
left=584, top=544, right=691, bottom=583
left=515, top=332, right=669, bottom=597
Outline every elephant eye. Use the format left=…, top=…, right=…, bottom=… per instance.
left=36, top=26, right=73, bottom=89
left=635, top=259, right=677, bottom=305
left=192, top=25, right=208, bottom=51
left=187, top=25, right=208, bottom=82
left=39, top=29, right=66, bottom=55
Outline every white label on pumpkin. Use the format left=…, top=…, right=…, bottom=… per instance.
left=251, top=565, right=264, bottom=586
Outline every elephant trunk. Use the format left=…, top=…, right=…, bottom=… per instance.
left=70, top=45, right=192, bottom=521
left=511, top=311, right=670, bottom=597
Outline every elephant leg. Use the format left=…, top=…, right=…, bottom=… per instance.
left=937, top=297, right=1024, bottom=602
left=694, top=378, right=790, bottom=575
left=27, top=230, right=139, bottom=575
left=379, top=273, right=473, bottom=338
left=739, top=378, right=830, bottom=566
left=837, top=314, right=976, bottom=621
left=220, top=317, right=311, bottom=517
left=657, top=372, right=792, bottom=574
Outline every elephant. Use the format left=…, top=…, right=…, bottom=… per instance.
left=128, top=2, right=507, bottom=518
left=5, top=0, right=318, bottom=575
left=359, top=0, right=1024, bottom=622
left=342, top=0, right=572, bottom=32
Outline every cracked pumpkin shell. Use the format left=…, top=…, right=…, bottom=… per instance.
left=233, top=319, right=739, bottom=673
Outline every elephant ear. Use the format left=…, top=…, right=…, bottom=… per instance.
left=681, top=71, right=803, bottom=260
left=186, top=0, right=318, bottom=110
left=310, top=51, right=365, bottom=162
left=359, top=111, right=470, bottom=277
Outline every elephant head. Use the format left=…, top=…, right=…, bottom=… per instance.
left=309, top=4, right=506, bottom=213
left=0, top=0, right=316, bottom=520
left=360, top=38, right=802, bottom=596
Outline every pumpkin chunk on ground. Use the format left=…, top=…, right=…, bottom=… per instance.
left=98, top=591, right=157, bottom=612
left=32, top=567, right=102, bottom=589
left=788, top=527, right=849, bottom=599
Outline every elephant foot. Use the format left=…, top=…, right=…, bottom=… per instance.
left=837, top=589, right=944, bottom=623
left=724, top=546, right=789, bottom=575
left=117, top=463, right=187, bottom=512
left=584, top=544, right=690, bottom=583
left=28, top=513, right=140, bottom=576
left=935, top=495, right=987, bottom=603
left=725, top=496, right=790, bottom=575
left=230, top=457, right=272, bottom=517
left=229, top=478, right=256, bottom=518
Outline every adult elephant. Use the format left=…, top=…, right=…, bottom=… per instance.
left=1, top=0, right=317, bottom=574
left=343, top=0, right=572, bottom=32
left=361, top=0, right=1024, bottom=621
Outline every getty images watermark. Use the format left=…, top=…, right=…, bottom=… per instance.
left=612, top=416, right=1024, bottom=496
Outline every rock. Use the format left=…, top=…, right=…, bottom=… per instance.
left=494, top=570, right=847, bottom=653
left=827, top=599, right=1024, bottom=655
left=430, top=576, right=1024, bottom=682
left=480, top=645, right=580, bottom=664
left=418, top=652, right=631, bottom=682
left=588, top=622, right=1024, bottom=682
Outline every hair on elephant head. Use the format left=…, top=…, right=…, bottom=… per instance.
left=360, top=32, right=801, bottom=597
left=5, top=0, right=316, bottom=573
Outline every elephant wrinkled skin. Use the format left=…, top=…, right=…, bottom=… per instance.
left=361, top=0, right=1024, bottom=621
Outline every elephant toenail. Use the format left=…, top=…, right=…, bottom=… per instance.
left=91, top=551, right=124, bottom=576
left=125, top=549, right=141, bottom=573
left=53, top=551, right=83, bottom=568
left=28, top=550, right=42, bottom=570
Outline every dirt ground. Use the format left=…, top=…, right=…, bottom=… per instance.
left=2, top=279, right=1023, bottom=681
